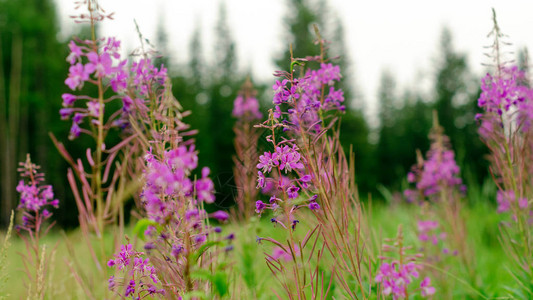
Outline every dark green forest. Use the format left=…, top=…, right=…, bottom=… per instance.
left=0, top=0, right=497, bottom=228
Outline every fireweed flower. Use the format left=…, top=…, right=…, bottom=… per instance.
left=131, top=83, right=235, bottom=297
left=375, top=226, right=434, bottom=299
left=16, top=155, right=59, bottom=233
left=108, top=244, right=165, bottom=298
left=61, top=37, right=167, bottom=139
left=253, top=59, right=349, bottom=229
left=496, top=190, right=528, bottom=213
left=476, top=66, right=533, bottom=214
left=477, top=66, right=533, bottom=134
left=232, top=95, right=262, bottom=121
left=404, top=116, right=464, bottom=203
left=141, top=146, right=215, bottom=225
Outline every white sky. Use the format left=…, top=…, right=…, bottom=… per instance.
left=55, top=0, right=533, bottom=123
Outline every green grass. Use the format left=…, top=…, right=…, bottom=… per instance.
left=1, top=202, right=515, bottom=299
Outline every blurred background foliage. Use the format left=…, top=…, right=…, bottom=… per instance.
left=0, top=0, right=499, bottom=228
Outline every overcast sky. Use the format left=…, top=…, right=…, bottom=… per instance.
left=55, top=0, right=533, bottom=122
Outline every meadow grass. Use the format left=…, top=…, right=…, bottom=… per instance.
left=1, top=201, right=512, bottom=299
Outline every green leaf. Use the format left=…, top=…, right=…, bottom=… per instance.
left=192, top=241, right=221, bottom=261
left=133, top=218, right=157, bottom=240
left=213, top=271, right=229, bottom=297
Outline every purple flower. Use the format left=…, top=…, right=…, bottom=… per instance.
left=86, top=51, right=114, bottom=78
left=374, top=261, right=425, bottom=298
left=519, top=197, right=529, bottom=209
left=496, top=190, right=529, bottom=213
left=107, top=244, right=135, bottom=270
left=233, top=95, right=262, bottom=120
left=73, top=113, right=84, bottom=124
left=87, top=101, right=102, bottom=118
left=420, top=277, right=436, bottom=296
left=407, top=172, right=416, bottom=183
left=171, top=244, right=183, bottom=257
left=318, top=63, right=341, bottom=85
left=276, top=145, right=304, bottom=173
left=287, top=185, right=299, bottom=199
left=271, top=244, right=300, bottom=262
left=108, top=244, right=164, bottom=298
left=257, top=171, right=266, bottom=189
left=69, top=123, right=81, bottom=140
left=110, top=60, right=129, bottom=93
left=125, top=280, right=135, bottom=297
left=273, top=79, right=289, bottom=104
left=324, top=87, right=345, bottom=110
left=62, top=93, right=77, bottom=107
left=66, top=40, right=83, bottom=64
left=497, top=190, right=514, bottom=213
left=108, top=276, right=116, bottom=290
left=65, top=63, right=91, bottom=90
left=122, top=96, right=134, bottom=113
left=255, top=200, right=266, bottom=214
left=194, top=234, right=207, bottom=244
left=417, top=150, right=462, bottom=196
left=273, top=105, right=282, bottom=119
left=309, top=201, right=320, bottom=210
left=257, top=151, right=279, bottom=173
left=16, top=157, right=59, bottom=216
left=59, top=108, right=74, bottom=120
left=131, top=58, right=167, bottom=96
left=196, top=167, right=215, bottom=203
left=210, top=210, right=229, bottom=222
left=291, top=219, right=299, bottom=230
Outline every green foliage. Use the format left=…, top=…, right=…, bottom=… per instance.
left=192, top=241, right=222, bottom=262
left=0, top=211, right=13, bottom=299
left=189, top=265, right=229, bottom=298
left=1, top=202, right=518, bottom=298
left=132, top=218, right=157, bottom=240
left=376, top=84, right=433, bottom=190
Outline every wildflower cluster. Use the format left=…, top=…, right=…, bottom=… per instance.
left=107, top=244, right=165, bottom=298
left=253, top=59, right=348, bottom=226
left=476, top=66, right=533, bottom=136
left=404, top=115, right=464, bottom=203
left=127, top=76, right=234, bottom=297
left=61, top=37, right=167, bottom=139
left=476, top=65, right=533, bottom=218
left=468, top=10, right=533, bottom=296
left=16, top=155, right=59, bottom=234
left=232, top=80, right=262, bottom=121
left=272, top=61, right=344, bottom=133
left=475, top=55, right=533, bottom=291
left=14, top=155, right=59, bottom=299
left=375, top=226, right=435, bottom=299
left=254, top=140, right=318, bottom=225
left=141, top=147, right=215, bottom=224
